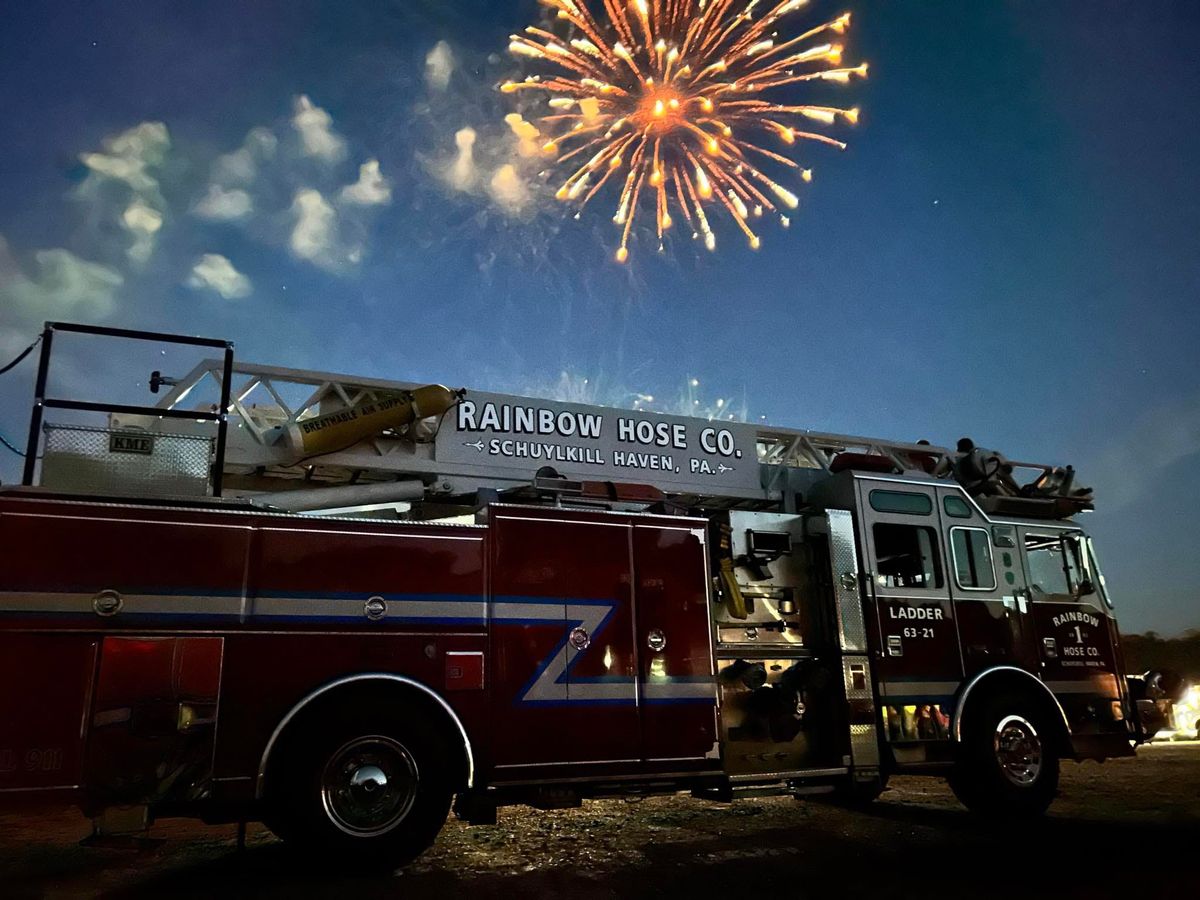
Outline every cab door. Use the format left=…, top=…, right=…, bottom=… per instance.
left=938, top=490, right=1038, bottom=676
left=1019, top=528, right=1122, bottom=711
left=856, top=480, right=960, bottom=724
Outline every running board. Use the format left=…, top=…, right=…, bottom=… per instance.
left=693, top=768, right=848, bottom=802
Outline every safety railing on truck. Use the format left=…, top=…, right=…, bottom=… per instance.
left=21, top=322, right=235, bottom=497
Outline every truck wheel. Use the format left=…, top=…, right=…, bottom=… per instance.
left=949, top=692, right=1059, bottom=818
left=267, top=707, right=453, bottom=869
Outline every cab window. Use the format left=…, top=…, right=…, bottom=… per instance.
left=869, top=490, right=932, bottom=515
left=873, top=523, right=943, bottom=589
left=1024, top=534, right=1086, bottom=600
left=951, top=527, right=996, bottom=590
left=943, top=495, right=972, bottom=518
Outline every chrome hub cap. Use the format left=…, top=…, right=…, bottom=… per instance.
left=320, top=735, right=418, bottom=837
left=993, top=715, right=1042, bottom=787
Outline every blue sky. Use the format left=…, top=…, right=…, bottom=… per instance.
left=0, top=1, right=1197, bottom=634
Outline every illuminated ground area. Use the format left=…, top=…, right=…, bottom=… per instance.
left=4, top=743, right=1198, bottom=898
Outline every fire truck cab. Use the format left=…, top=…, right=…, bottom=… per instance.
left=0, top=323, right=1158, bottom=868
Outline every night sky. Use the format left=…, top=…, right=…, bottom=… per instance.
left=0, top=1, right=1197, bottom=635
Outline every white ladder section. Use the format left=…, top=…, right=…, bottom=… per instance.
left=150, top=357, right=957, bottom=504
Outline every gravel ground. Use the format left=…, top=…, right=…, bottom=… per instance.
left=3, top=742, right=1198, bottom=899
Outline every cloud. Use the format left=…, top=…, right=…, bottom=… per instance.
left=186, top=253, right=252, bottom=299
left=212, top=127, right=278, bottom=185
left=289, top=188, right=343, bottom=269
left=417, top=47, right=549, bottom=225
left=194, top=184, right=254, bottom=221
left=185, top=98, right=387, bottom=274
left=425, top=41, right=455, bottom=91
left=488, top=164, right=529, bottom=211
left=292, top=95, right=346, bottom=163
left=194, top=128, right=279, bottom=222
left=429, top=122, right=539, bottom=218
left=441, top=126, right=480, bottom=192
left=76, top=121, right=171, bottom=265
left=78, top=121, right=170, bottom=198
left=339, top=159, right=392, bottom=206
left=0, top=235, right=124, bottom=324
left=121, top=199, right=164, bottom=263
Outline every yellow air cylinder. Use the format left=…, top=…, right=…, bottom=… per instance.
left=285, top=384, right=459, bottom=461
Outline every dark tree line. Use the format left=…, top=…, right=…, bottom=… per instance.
left=1122, top=630, right=1200, bottom=682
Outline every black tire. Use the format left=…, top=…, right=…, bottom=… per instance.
left=265, top=703, right=454, bottom=870
left=948, top=691, right=1059, bottom=818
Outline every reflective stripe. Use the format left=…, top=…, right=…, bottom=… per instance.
left=878, top=680, right=960, bottom=698
left=0, top=591, right=243, bottom=617
left=0, top=591, right=718, bottom=707
left=491, top=598, right=714, bottom=705
left=253, top=595, right=486, bottom=624
left=643, top=679, right=717, bottom=703
left=0, top=590, right=482, bottom=622
left=1043, top=680, right=1117, bottom=696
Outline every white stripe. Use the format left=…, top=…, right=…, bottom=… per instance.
left=570, top=681, right=638, bottom=702
left=643, top=680, right=716, bottom=701
left=0, top=591, right=243, bottom=616
left=252, top=596, right=486, bottom=621
left=257, top=526, right=483, bottom=541
left=490, top=602, right=565, bottom=622
left=1044, top=680, right=1117, bottom=696
left=0, top=591, right=717, bottom=705
left=879, top=680, right=961, bottom=697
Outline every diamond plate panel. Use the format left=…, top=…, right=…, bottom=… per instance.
left=41, top=424, right=212, bottom=497
left=843, top=655, right=880, bottom=767
left=827, top=508, right=867, bottom=652
left=850, top=724, right=880, bottom=766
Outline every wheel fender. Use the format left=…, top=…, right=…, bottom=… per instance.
left=952, top=667, right=1070, bottom=746
left=256, top=673, right=475, bottom=799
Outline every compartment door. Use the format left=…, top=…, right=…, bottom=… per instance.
left=83, top=636, right=224, bottom=806
left=0, top=634, right=98, bottom=797
left=633, top=523, right=717, bottom=764
left=489, top=511, right=640, bottom=769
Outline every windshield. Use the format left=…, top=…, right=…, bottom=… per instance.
left=1024, top=532, right=1095, bottom=603
left=1085, top=536, right=1113, bottom=608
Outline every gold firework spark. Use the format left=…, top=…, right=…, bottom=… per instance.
left=502, top=0, right=867, bottom=262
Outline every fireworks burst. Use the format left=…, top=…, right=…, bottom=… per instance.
left=502, top=0, right=867, bottom=262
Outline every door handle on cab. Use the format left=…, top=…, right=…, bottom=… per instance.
left=1013, top=589, right=1030, bottom=614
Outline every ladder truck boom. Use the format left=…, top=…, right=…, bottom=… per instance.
left=143, top=349, right=1088, bottom=521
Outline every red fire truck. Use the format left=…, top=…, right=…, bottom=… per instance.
left=0, top=323, right=1168, bottom=867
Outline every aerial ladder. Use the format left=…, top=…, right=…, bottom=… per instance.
left=16, top=322, right=1092, bottom=522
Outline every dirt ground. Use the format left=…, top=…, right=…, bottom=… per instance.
left=3, top=742, right=1198, bottom=899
